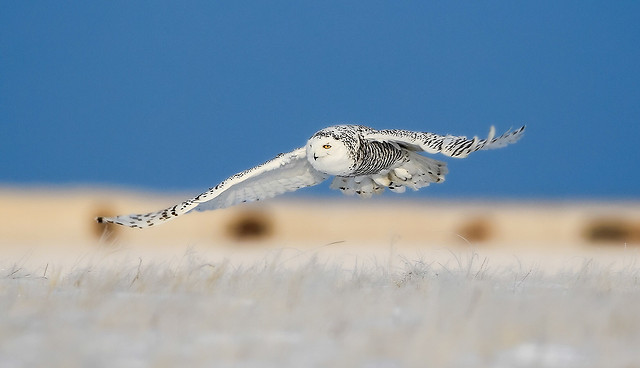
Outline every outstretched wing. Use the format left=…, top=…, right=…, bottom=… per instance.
left=96, top=147, right=328, bottom=228
left=363, top=125, right=525, bottom=158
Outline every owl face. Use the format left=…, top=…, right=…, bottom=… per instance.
left=306, top=135, right=354, bottom=176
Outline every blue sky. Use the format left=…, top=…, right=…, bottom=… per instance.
left=2, top=2, right=639, bottom=199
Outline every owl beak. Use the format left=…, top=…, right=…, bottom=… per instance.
left=313, top=153, right=318, bottom=161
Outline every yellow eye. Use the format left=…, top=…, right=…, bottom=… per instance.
left=322, top=144, right=331, bottom=149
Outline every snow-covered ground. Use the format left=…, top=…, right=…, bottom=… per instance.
left=2, top=247, right=639, bottom=367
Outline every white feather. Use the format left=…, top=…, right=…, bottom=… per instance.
left=97, top=124, right=524, bottom=228
left=98, top=148, right=327, bottom=228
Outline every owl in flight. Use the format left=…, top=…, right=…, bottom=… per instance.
left=97, top=124, right=525, bottom=228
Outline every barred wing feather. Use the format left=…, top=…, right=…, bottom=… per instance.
left=364, top=126, right=525, bottom=158
left=96, top=147, right=328, bottom=228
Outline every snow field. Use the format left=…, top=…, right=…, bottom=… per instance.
left=1, top=249, right=640, bottom=367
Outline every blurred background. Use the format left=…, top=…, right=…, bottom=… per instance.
left=1, top=2, right=639, bottom=256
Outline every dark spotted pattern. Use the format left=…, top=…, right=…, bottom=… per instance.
left=97, top=147, right=327, bottom=229
left=97, top=124, right=524, bottom=228
left=312, top=125, right=405, bottom=176
left=351, top=141, right=406, bottom=176
left=311, top=124, right=525, bottom=175
left=369, top=125, right=525, bottom=158
left=311, top=125, right=370, bottom=162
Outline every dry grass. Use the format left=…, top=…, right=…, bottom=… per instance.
left=1, top=248, right=640, bottom=367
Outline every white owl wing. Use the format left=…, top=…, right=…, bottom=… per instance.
left=97, top=147, right=328, bottom=228
left=363, top=125, right=525, bottom=158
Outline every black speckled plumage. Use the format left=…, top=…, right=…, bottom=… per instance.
left=97, top=124, right=525, bottom=228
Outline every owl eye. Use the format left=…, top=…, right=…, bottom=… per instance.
left=322, top=144, right=332, bottom=149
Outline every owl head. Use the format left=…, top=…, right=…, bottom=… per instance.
left=306, top=128, right=356, bottom=176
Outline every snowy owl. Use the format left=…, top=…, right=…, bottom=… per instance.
left=97, top=124, right=525, bottom=228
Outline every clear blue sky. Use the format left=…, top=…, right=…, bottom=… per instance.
left=2, top=2, right=639, bottom=199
